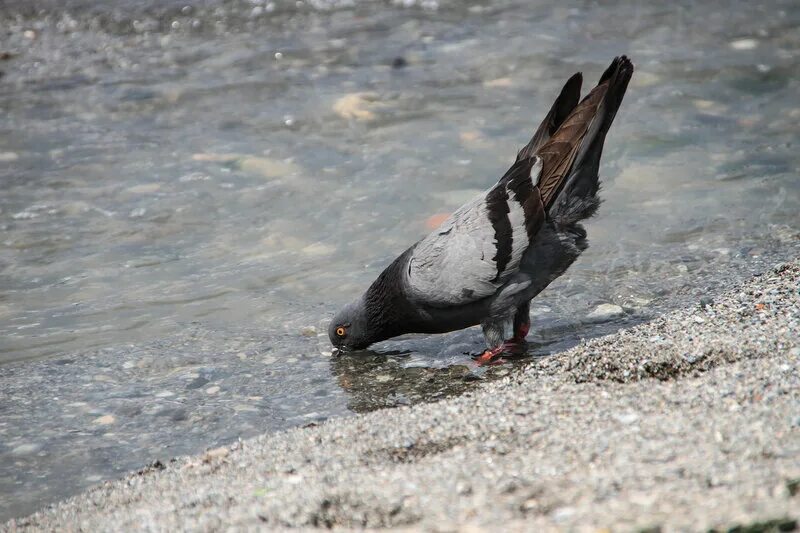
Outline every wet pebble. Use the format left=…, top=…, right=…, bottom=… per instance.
left=93, top=415, right=116, bottom=425
left=483, top=77, right=513, bottom=88
left=126, top=183, right=161, bottom=194
left=730, top=38, right=758, bottom=50
left=205, top=386, right=220, bottom=395
left=11, top=443, right=42, bottom=456
left=586, top=304, right=625, bottom=321
left=333, top=92, right=380, bottom=121
left=613, top=411, right=640, bottom=425
left=700, top=296, right=714, bottom=309
left=0, top=152, right=19, bottom=162
left=186, top=377, right=209, bottom=389
left=299, top=326, right=317, bottom=337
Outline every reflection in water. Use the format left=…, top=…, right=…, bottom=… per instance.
left=329, top=313, right=638, bottom=413
left=331, top=351, right=480, bottom=413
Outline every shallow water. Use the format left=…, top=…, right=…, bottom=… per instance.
left=1, top=0, right=799, bottom=521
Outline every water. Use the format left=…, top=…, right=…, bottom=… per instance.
left=1, top=0, right=799, bottom=521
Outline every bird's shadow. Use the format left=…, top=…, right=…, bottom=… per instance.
left=329, top=312, right=646, bottom=414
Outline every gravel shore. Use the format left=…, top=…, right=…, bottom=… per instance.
left=6, top=259, right=800, bottom=532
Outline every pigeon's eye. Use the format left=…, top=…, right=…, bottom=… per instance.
left=335, top=326, right=346, bottom=337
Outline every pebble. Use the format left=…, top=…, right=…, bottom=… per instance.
left=586, top=304, right=625, bottom=321
left=613, top=411, right=640, bottom=425
left=205, top=386, right=220, bottom=395
left=126, top=183, right=162, bottom=194
left=11, top=443, right=42, bottom=456
left=300, top=242, right=335, bottom=257
left=0, top=152, right=19, bottom=162
left=730, top=38, right=758, bottom=50
left=333, top=92, right=379, bottom=121
left=238, top=157, right=299, bottom=178
left=700, top=297, right=714, bottom=309
left=299, top=326, right=317, bottom=337
left=93, top=415, right=116, bottom=425
left=202, top=447, right=229, bottom=462
left=483, top=77, right=513, bottom=88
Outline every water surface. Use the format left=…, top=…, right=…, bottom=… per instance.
left=1, top=0, right=799, bottom=521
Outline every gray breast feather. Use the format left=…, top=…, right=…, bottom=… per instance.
left=404, top=160, right=542, bottom=307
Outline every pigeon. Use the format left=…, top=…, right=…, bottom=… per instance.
left=329, top=56, right=634, bottom=363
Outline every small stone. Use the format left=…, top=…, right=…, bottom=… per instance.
left=299, top=326, right=317, bottom=337
left=11, top=443, right=42, bottom=456
left=375, top=375, right=393, bottom=383
left=23, top=30, right=36, bottom=40
left=391, top=56, right=407, bottom=69
left=483, top=77, right=513, bottom=88
left=587, top=304, right=625, bottom=321
left=238, top=157, right=299, bottom=178
left=93, top=415, right=116, bottom=425
left=730, top=38, right=758, bottom=50
left=202, top=447, right=229, bottom=462
left=699, top=297, right=714, bottom=309
left=205, top=386, right=220, bottom=395
left=186, top=376, right=209, bottom=389
left=126, top=183, right=161, bottom=194
left=613, top=411, right=639, bottom=425
left=693, top=315, right=706, bottom=324
left=333, top=92, right=380, bottom=121
left=0, top=152, right=19, bottom=162
left=301, top=242, right=335, bottom=257
left=155, top=391, right=174, bottom=398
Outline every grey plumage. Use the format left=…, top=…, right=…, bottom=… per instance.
left=329, top=56, right=634, bottom=354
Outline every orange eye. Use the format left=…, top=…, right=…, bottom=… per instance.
left=335, top=327, right=346, bottom=337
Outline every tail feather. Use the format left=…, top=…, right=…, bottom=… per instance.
left=517, top=72, right=583, bottom=161
left=561, top=56, right=633, bottom=205
left=536, top=56, right=634, bottom=217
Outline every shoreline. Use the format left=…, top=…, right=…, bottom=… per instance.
left=6, top=258, right=799, bottom=531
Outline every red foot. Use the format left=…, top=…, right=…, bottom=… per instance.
left=474, top=340, right=526, bottom=366
left=474, top=346, right=507, bottom=366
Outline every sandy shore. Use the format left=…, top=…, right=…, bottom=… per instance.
left=6, top=259, right=799, bottom=532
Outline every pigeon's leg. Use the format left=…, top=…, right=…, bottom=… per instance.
left=512, top=301, right=531, bottom=343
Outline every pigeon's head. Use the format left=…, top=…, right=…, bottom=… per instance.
left=329, top=299, right=374, bottom=352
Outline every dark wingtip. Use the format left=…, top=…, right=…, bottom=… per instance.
left=551, top=71, right=583, bottom=133
left=600, top=55, right=634, bottom=85
left=516, top=70, right=585, bottom=161
left=606, top=55, right=634, bottom=108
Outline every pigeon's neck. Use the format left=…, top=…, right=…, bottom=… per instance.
left=362, top=248, right=419, bottom=342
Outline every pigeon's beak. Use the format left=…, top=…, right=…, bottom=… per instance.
left=331, top=346, right=345, bottom=357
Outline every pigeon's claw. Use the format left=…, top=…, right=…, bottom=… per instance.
left=475, top=346, right=506, bottom=365
left=473, top=340, right=526, bottom=366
